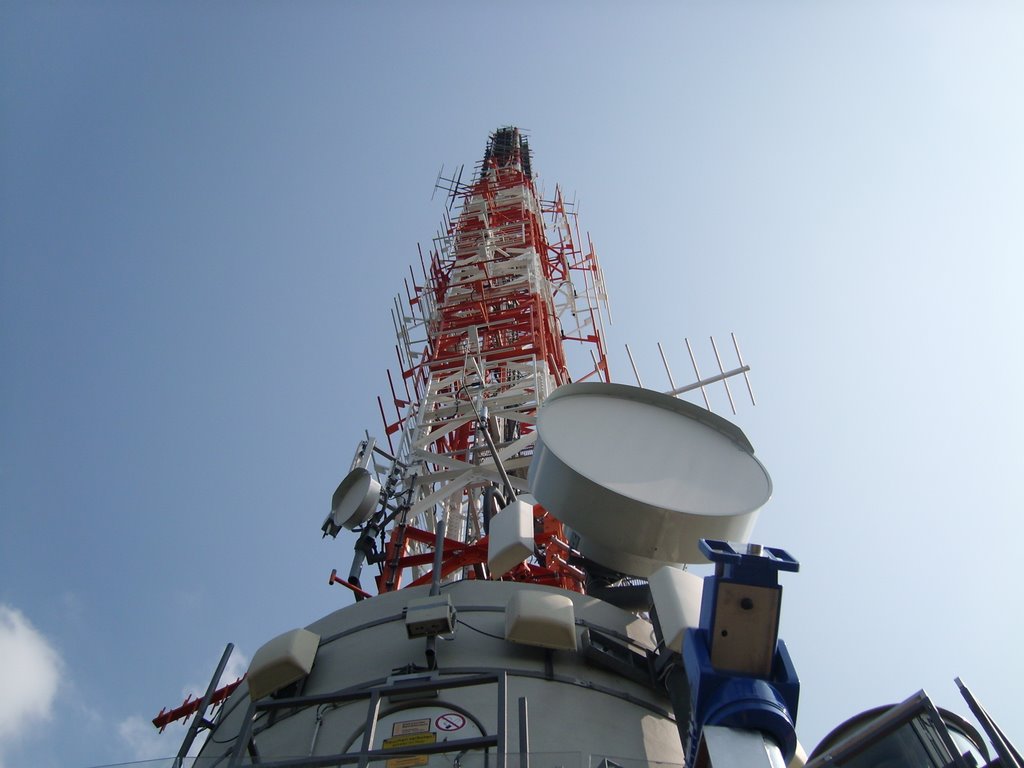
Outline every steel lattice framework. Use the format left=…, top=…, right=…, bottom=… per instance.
left=340, top=127, right=611, bottom=596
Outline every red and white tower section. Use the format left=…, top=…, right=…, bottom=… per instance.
left=323, top=126, right=612, bottom=595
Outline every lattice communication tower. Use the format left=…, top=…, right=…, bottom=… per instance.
left=323, top=126, right=612, bottom=596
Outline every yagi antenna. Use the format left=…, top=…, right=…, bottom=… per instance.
left=432, top=163, right=467, bottom=213
left=625, top=333, right=755, bottom=415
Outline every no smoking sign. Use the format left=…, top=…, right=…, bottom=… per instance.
left=434, top=713, right=466, bottom=732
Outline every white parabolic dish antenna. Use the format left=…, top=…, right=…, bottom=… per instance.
left=527, top=382, right=772, bottom=572
left=328, top=467, right=381, bottom=531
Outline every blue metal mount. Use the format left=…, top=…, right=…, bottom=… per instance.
left=683, top=539, right=801, bottom=766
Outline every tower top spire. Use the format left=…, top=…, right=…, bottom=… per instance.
left=480, top=125, right=532, bottom=179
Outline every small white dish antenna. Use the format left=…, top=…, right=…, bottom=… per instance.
left=324, top=468, right=381, bottom=534
left=528, top=382, right=771, bottom=570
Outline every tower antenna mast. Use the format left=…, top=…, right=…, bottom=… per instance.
left=325, top=127, right=610, bottom=595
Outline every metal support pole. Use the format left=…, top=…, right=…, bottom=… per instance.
left=175, top=642, right=234, bottom=767
left=430, top=514, right=446, bottom=596
left=956, top=677, right=1024, bottom=768
left=348, top=522, right=379, bottom=598
left=697, top=726, right=787, bottom=768
left=356, top=690, right=383, bottom=768
left=465, top=373, right=516, bottom=503
left=425, top=513, right=447, bottom=669
left=518, top=697, right=530, bottom=768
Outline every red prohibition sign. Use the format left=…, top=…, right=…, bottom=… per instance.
left=435, top=713, right=466, bottom=732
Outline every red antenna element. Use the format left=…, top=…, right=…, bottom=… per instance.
left=326, top=127, right=611, bottom=596
left=151, top=676, right=245, bottom=731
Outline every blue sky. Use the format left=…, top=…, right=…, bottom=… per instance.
left=2, top=2, right=1022, bottom=766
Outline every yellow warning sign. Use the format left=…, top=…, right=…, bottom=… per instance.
left=383, top=731, right=436, bottom=768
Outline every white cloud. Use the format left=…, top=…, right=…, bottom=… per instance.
left=119, top=713, right=216, bottom=762
left=118, top=707, right=212, bottom=761
left=117, top=715, right=174, bottom=761
left=0, top=605, right=62, bottom=766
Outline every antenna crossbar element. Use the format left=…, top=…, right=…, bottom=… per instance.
left=685, top=338, right=712, bottom=410
left=658, top=341, right=677, bottom=390
left=625, top=344, right=643, bottom=388
left=709, top=336, right=736, bottom=414
left=732, top=332, right=756, bottom=406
